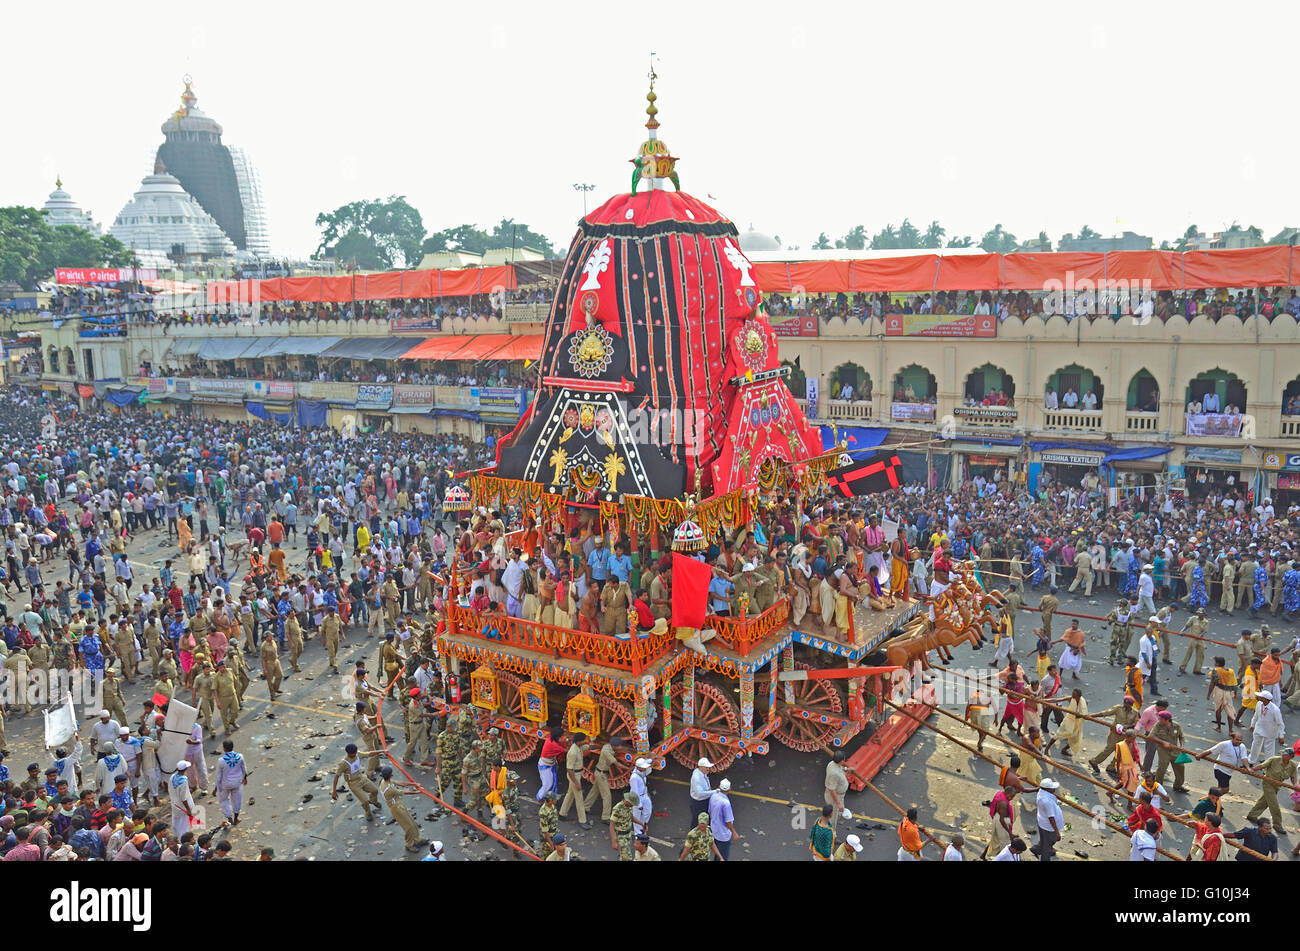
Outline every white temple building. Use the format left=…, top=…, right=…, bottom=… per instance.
left=41, top=178, right=101, bottom=234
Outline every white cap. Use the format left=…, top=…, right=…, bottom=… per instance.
left=845, top=834, right=863, bottom=852
left=719, top=778, right=731, bottom=791
left=1142, top=563, right=1153, bottom=570
left=118, top=727, right=129, bottom=735
left=1040, top=778, right=1060, bottom=790
left=430, top=840, right=444, bottom=852
left=99, top=709, right=110, bottom=718
left=697, top=757, right=714, bottom=769
left=176, top=760, right=190, bottom=770
left=742, top=563, right=756, bottom=572
left=635, top=757, right=651, bottom=771
left=1257, top=690, right=1273, bottom=700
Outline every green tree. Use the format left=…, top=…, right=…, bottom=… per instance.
left=946, top=234, right=973, bottom=248
left=1174, top=225, right=1199, bottom=252
left=812, top=232, right=833, bottom=250
left=315, top=196, right=426, bottom=269
left=1245, top=225, right=1263, bottom=243
left=870, top=224, right=899, bottom=250
left=1078, top=224, right=1100, bottom=241
left=0, top=207, right=134, bottom=287
left=920, top=220, right=946, bottom=249
left=978, top=224, right=1018, bottom=253
left=897, top=218, right=921, bottom=248
left=423, top=219, right=557, bottom=258
left=487, top=218, right=556, bottom=258
left=421, top=223, right=491, bottom=255
left=842, top=224, right=868, bottom=250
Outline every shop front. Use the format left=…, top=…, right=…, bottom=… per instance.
left=1183, top=446, right=1250, bottom=498
left=1036, top=449, right=1105, bottom=494
left=949, top=441, right=1020, bottom=489
left=1260, top=451, right=1300, bottom=507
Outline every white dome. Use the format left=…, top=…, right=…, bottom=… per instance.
left=42, top=178, right=101, bottom=234
left=738, top=225, right=780, bottom=253
left=110, top=170, right=236, bottom=261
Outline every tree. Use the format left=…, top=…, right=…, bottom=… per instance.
left=946, top=234, right=973, bottom=248
left=315, top=196, right=426, bottom=269
left=1245, top=225, right=1263, bottom=243
left=1159, top=239, right=1172, bottom=250
left=1174, top=225, right=1199, bottom=252
left=1035, top=230, right=1053, bottom=251
left=870, top=224, right=898, bottom=250
left=842, top=225, right=868, bottom=251
left=0, top=207, right=134, bottom=287
left=1078, top=224, right=1100, bottom=241
left=423, top=219, right=557, bottom=258
left=920, top=220, right=946, bottom=249
left=812, top=232, right=832, bottom=250
left=897, top=218, right=921, bottom=248
left=978, top=224, right=1018, bottom=253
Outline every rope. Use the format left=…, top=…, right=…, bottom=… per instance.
left=886, top=696, right=1270, bottom=861
left=816, top=741, right=945, bottom=853
left=931, top=657, right=1300, bottom=795
left=373, top=671, right=541, bottom=860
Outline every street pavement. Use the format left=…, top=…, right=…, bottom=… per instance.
left=8, top=530, right=1297, bottom=861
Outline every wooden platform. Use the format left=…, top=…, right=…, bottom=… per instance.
left=790, top=598, right=922, bottom=661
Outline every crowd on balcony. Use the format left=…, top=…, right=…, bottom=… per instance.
left=962, top=389, right=1015, bottom=408
left=892, top=382, right=936, bottom=404
left=1044, top=388, right=1100, bottom=411
left=763, top=286, right=1300, bottom=325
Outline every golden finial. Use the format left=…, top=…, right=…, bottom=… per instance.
left=645, top=54, right=659, bottom=131
left=55, top=175, right=62, bottom=189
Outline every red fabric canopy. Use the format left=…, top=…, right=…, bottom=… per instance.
left=487, top=334, right=544, bottom=361
left=207, top=266, right=518, bottom=306
left=397, top=337, right=477, bottom=360
left=752, top=247, right=1300, bottom=294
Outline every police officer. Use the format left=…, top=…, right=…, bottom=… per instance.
left=538, top=790, right=560, bottom=857
left=609, top=790, right=638, bottom=861
left=435, top=716, right=462, bottom=806
left=1106, top=598, right=1134, bottom=665
left=379, top=765, right=427, bottom=852
left=331, top=743, right=383, bottom=820
left=1178, top=607, right=1210, bottom=676
left=461, top=739, right=487, bottom=819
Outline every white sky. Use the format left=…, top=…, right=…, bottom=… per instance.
left=5, top=0, right=1297, bottom=259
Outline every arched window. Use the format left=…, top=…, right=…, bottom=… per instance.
left=1283, top=375, right=1300, bottom=417
left=1126, top=369, right=1159, bottom=412
left=963, top=364, right=1015, bottom=405
left=781, top=360, right=806, bottom=396
left=829, top=362, right=871, bottom=401
left=1186, top=368, right=1247, bottom=414
left=1046, top=363, right=1104, bottom=409
left=892, top=364, right=937, bottom=403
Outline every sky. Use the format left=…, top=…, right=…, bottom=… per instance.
left=5, top=0, right=1298, bottom=259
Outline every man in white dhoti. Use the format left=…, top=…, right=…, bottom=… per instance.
left=169, top=760, right=197, bottom=838
left=1059, top=644, right=1085, bottom=676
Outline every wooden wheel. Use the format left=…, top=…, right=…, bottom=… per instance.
left=772, top=661, right=845, bottom=753
left=494, top=671, right=541, bottom=762
left=583, top=694, right=636, bottom=790
left=668, top=679, right=742, bottom=772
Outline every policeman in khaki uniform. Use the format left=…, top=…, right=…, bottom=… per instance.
left=609, top=790, right=638, bottom=861
left=1088, top=696, right=1139, bottom=772
left=558, top=735, right=591, bottom=827
left=102, top=670, right=129, bottom=726
left=354, top=702, right=382, bottom=775
left=112, top=623, right=137, bottom=683
left=583, top=736, right=619, bottom=822
left=214, top=661, right=240, bottom=734
left=331, top=742, right=383, bottom=820
left=260, top=632, right=283, bottom=700
left=193, top=663, right=217, bottom=735
left=321, top=606, right=343, bottom=674
left=1238, top=553, right=1258, bottom=611
left=285, top=611, right=304, bottom=672
left=1068, top=547, right=1094, bottom=596
left=1219, top=558, right=1237, bottom=614
left=402, top=689, right=433, bottom=766
left=1178, top=607, right=1210, bottom=675
left=379, top=765, right=427, bottom=852
left=143, top=614, right=165, bottom=678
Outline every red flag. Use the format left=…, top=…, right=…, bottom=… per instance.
left=151, top=692, right=169, bottom=708
left=671, top=553, right=712, bottom=630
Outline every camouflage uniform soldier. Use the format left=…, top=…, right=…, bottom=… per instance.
left=483, top=726, right=506, bottom=766
left=501, top=769, right=523, bottom=840
left=436, top=721, right=463, bottom=806
left=537, top=790, right=560, bottom=857
left=681, top=811, right=719, bottom=861
left=609, top=790, right=637, bottom=861
left=52, top=634, right=76, bottom=674
left=456, top=707, right=478, bottom=751
left=461, top=740, right=487, bottom=819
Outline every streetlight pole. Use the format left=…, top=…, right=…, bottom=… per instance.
left=573, top=183, right=596, bottom=216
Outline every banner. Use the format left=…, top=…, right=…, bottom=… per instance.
left=355, top=384, right=394, bottom=409
left=884, top=312, right=997, bottom=338
left=1185, top=413, right=1243, bottom=437
left=392, top=384, right=436, bottom=408
left=190, top=379, right=248, bottom=397
left=769, top=314, right=819, bottom=338
left=474, top=386, right=522, bottom=415
left=1039, top=450, right=1105, bottom=466
left=953, top=406, right=1018, bottom=420
left=266, top=381, right=295, bottom=399
left=1185, top=446, right=1243, bottom=465
left=390, top=316, right=442, bottom=335
left=805, top=377, right=819, bottom=421
left=824, top=454, right=904, bottom=498
left=1278, top=474, right=1300, bottom=490
left=1261, top=451, right=1300, bottom=472
left=891, top=402, right=935, bottom=421
left=54, top=267, right=158, bottom=284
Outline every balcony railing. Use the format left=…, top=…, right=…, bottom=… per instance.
left=446, top=601, right=676, bottom=676
left=1126, top=411, right=1160, bottom=432
left=704, top=600, right=791, bottom=656
left=952, top=406, right=1018, bottom=428
left=503, top=302, right=550, bottom=322
left=1043, top=408, right=1104, bottom=432
left=823, top=399, right=875, bottom=421
left=1281, top=417, right=1300, bottom=439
